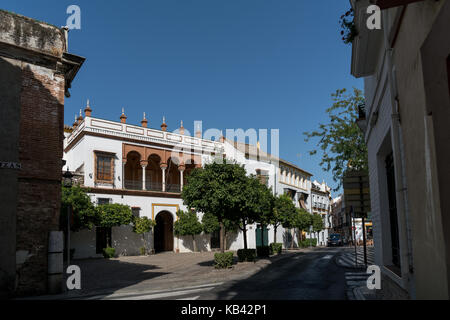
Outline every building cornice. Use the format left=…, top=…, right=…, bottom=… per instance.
left=64, top=116, right=223, bottom=154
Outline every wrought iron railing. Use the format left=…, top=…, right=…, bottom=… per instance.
left=124, top=180, right=180, bottom=193
left=145, top=181, right=162, bottom=192
left=124, top=180, right=143, bottom=190
left=166, top=183, right=181, bottom=193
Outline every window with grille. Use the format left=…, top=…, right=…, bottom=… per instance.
left=95, top=152, right=114, bottom=183
left=97, top=198, right=110, bottom=205
left=132, top=207, right=140, bottom=218
left=256, top=169, right=269, bottom=186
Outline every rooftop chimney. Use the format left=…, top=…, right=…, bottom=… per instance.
left=84, top=99, right=92, bottom=117
left=161, top=116, right=167, bottom=132
left=179, top=120, right=184, bottom=135
left=141, top=112, right=148, bottom=128
left=77, top=109, right=83, bottom=124
left=120, top=108, right=127, bottom=124
left=72, top=114, right=78, bottom=128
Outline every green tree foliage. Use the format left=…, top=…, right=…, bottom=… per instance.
left=201, top=212, right=220, bottom=234
left=133, top=216, right=156, bottom=254
left=249, top=179, right=275, bottom=250
left=95, top=203, right=134, bottom=249
left=96, top=203, right=134, bottom=228
left=174, top=210, right=203, bottom=252
left=201, top=212, right=239, bottom=251
left=272, top=194, right=297, bottom=242
left=181, top=159, right=248, bottom=252
left=294, top=208, right=312, bottom=243
left=133, top=216, right=156, bottom=235
left=311, top=213, right=325, bottom=241
left=61, top=185, right=97, bottom=232
left=303, top=88, right=367, bottom=190
left=236, top=175, right=274, bottom=249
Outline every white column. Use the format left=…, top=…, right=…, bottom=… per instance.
left=142, top=165, right=146, bottom=190
left=161, top=167, right=166, bottom=192
left=180, top=169, right=184, bottom=191
left=122, top=161, right=126, bottom=189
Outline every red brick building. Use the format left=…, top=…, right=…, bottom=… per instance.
left=0, top=10, right=84, bottom=297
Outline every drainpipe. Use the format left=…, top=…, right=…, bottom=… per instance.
left=382, top=9, right=416, bottom=298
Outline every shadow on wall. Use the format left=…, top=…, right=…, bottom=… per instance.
left=112, top=225, right=152, bottom=256
left=0, top=57, right=22, bottom=297
left=225, top=232, right=239, bottom=250
left=0, top=58, right=67, bottom=296
left=179, top=234, right=210, bottom=252
left=282, top=230, right=299, bottom=249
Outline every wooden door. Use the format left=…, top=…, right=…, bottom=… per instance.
left=155, top=211, right=173, bottom=252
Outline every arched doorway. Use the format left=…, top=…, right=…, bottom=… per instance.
left=154, top=211, right=174, bottom=252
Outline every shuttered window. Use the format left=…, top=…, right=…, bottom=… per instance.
left=95, top=152, right=114, bottom=183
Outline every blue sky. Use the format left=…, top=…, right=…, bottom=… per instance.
left=3, top=0, right=362, bottom=196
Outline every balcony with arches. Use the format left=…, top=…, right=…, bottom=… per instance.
left=122, top=144, right=200, bottom=194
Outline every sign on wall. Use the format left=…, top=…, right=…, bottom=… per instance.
left=0, top=161, right=21, bottom=169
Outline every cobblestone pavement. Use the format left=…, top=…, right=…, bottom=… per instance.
left=27, top=249, right=316, bottom=299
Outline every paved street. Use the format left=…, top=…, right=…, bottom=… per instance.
left=25, top=247, right=361, bottom=300
left=39, top=247, right=351, bottom=300
left=194, top=248, right=347, bottom=300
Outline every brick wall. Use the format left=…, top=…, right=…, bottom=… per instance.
left=14, top=64, right=65, bottom=296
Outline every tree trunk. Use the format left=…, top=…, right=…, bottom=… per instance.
left=220, top=221, right=224, bottom=253
left=224, top=231, right=227, bottom=251
left=106, top=229, right=110, bottom=248
left=273, top=225, right=278, bottom=244
left=192, top=235, right=197, bottom=252
left=290, top=228, right=295, bottom=249
left=243, top=221, right=248, bottom=250
left=260, top=224, right=264, bottom=247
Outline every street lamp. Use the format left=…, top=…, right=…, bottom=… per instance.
left=63, top=168, right=73, bottom=266
left=63, top=167, right=73, bottom=188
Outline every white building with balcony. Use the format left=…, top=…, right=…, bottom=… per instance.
left=63, top=102, right=316, bottom=258
left=310, top=181, right=332, bottom=246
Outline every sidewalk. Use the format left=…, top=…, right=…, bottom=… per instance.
left=23, top=249, right=313, bottom=300
left=335, top=247, right=379, bottom=300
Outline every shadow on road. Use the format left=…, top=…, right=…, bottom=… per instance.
left=68, top=258, right=169, bottom=297
left=205, top=248, right=346, bottom=300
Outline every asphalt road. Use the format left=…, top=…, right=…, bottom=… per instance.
left=194, top=247, right=347, bottom=300
left=30, top=247, right=349, bottom=300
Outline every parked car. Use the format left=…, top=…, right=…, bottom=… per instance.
left=327, top=233, right=343, bottom=247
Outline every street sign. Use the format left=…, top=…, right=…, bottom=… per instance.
left=344, top=170, right=371, bottom=266
left=343, top=170, right=371, bottom=218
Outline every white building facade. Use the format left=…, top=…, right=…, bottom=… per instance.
left=310, top=181, right=332, bottom=246
left=64, top=104, right=319, bottom=258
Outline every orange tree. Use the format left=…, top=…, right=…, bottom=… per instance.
left=181, top=159, right=247, bottom=253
